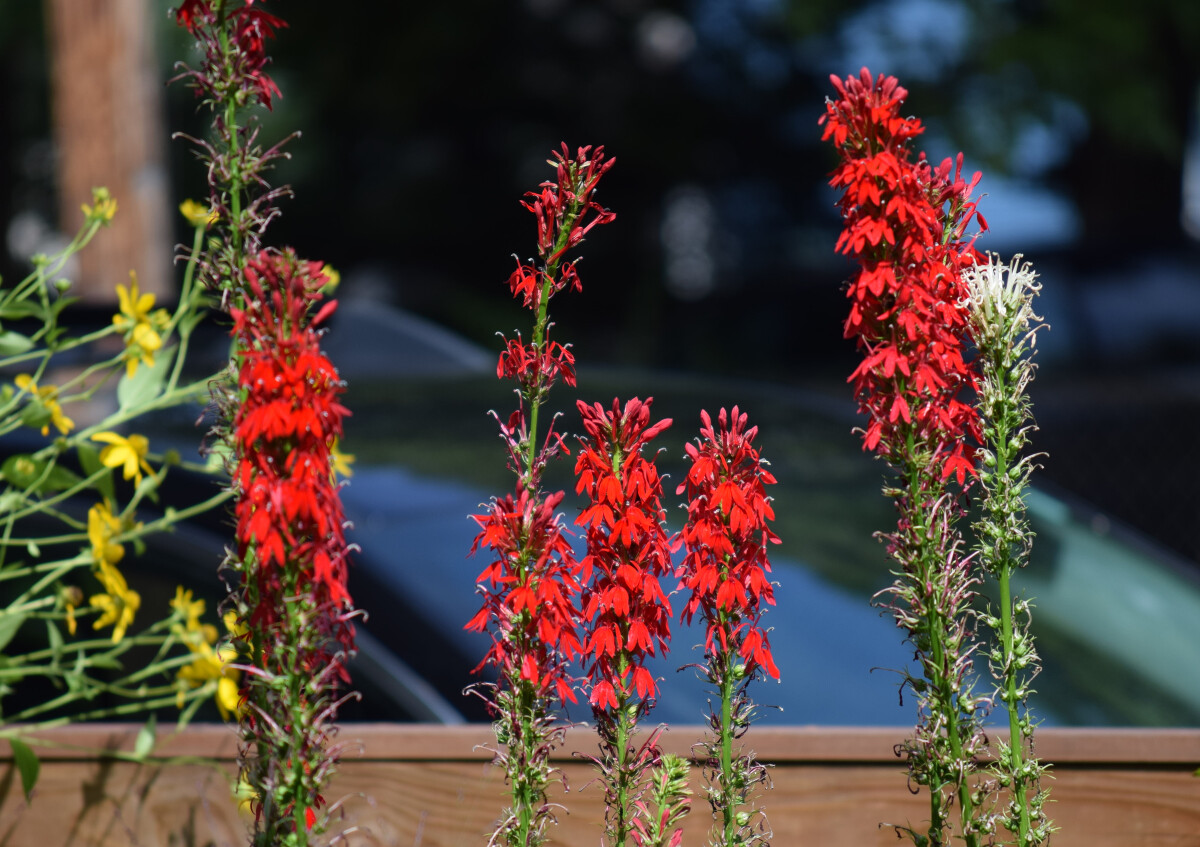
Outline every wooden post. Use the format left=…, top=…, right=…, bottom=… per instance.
left=44, top=0, right=170, bottom=303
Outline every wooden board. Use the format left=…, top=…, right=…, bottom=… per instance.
left=2, top=724, right=1198, bottom=846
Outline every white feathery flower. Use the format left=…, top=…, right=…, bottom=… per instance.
left=962, top=253, right=1043, bottom=346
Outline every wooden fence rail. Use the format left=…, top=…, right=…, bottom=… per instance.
left=2, top=724, right=1198, bottom=845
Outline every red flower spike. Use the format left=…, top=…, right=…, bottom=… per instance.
left=575, top=397, right=675, bottom=707
left=677, top=407, right=780, bottom=680
left=519, top=144, right=616, bottom=272
left=821, top=68, right=984, bottom=482
left=468, top=147, right=616, bottom=847
left=231, top=249, right=354, bottom=645
left=468, top=487, right=582, bottom=704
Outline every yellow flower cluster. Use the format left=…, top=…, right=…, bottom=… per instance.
left=85, top=501, right=140, bottom=642
left=113, top=272, right=170, bottom=379
left=172, top=587, right=243, bottom=720
left=80, top=187, right=117, bottom=224
left=14, top=374, right=74, bottom=436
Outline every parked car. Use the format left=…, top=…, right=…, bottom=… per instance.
left=9, top=299, right=1198, bottom=727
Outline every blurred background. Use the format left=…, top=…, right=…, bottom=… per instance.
left=1, top=0, right=1198, bottom=724
left=4, top=0, right=1197, bottom=563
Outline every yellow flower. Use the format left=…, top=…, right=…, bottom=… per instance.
left=178, top=199, right=219, bottom=229
left=113, top=271, right=170, bottom=378
left=170, top=586, right=218, bottom=644
left=234, top=776, right=259, bottom=817
left=330, top=438, right=355, bottom=479
left=90, top=560, right=140, bottom=643
left=91, top=431, right=154, bottom=483
left=80, top=187, right=117, bottom=224
left=176, top=611, right=243, bottom=720
left=14, top=374, right=74, bottom=436
left=223, top=610, right=249, bottom=640
left=87, top=501, right=125, bottom=567
left=319, top=263, right=340, bottom=291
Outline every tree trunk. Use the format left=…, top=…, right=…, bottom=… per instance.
left=44, top=0, right=170, bottom=303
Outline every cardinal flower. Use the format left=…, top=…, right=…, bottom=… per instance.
left=822, top=68, right=990, bottom=846
left=677, top=407, right=780, bottom=680
left=575, top=397, right=674, bottom=710
left=821, top=67, right=985, bottom=484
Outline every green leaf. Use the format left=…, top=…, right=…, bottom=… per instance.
left=41, top=463, right=83, bottom=493
left=133, top=715, right=157, bottom=761
left=63, top=666, right=84, bottom=695
left=0, top=455, right=83, bottom=495
left=2, top=455, right=44, bottom=490
left=17, top=402, right=52, bottom=434
left=0, top=612, right=27, bottom=653
left=0, top=331, right=34, bottom=356
left=8, top=738, right=39, bottom=801
left=0, top=300, right=46, bottom=322
left=0, top=490, right=24, bottom=517
left=77, top=442, right=115, bottom=504
left=87, top=654, right=122, bottom=670
left=117, top=345, right=175, bottom=412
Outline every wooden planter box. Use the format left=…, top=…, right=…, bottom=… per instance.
left=2, top=724, right=1198, bottom=846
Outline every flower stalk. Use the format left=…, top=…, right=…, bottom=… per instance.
left=822, top=68, right=989, bottom=846
left=963, top=254, right=1054, bottom=845
left=677, top=407, right=779, bottom=847
left=574, top=397, right=675, bottom=847
left=467, top=145, right=615, bottom=847
left=173, top=4, right=356, bottom=844
left=631, top=752, right=692, bottom=847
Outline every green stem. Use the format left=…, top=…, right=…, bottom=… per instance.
left=4, top=688, right=205, bottom=733
left=509, top=678, right=539, bottom=847
left=612, top=651, right=634, bottom=847
left=718, top=646, right=737, bottom=846
left=986, top=354, right=1034, bottom=845
left=0, top=218, right=104, bottom=312
left=11, top=629, right=174, bottom=666
left=522, top=188, right=583, bottom=489
left=997, top=566, right=1031, bottom=841
left=904, top=452, right=978, bottom=847
left=0, top=553, right=91, bottom=583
